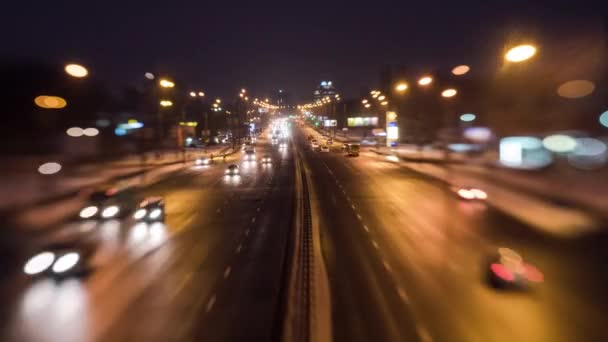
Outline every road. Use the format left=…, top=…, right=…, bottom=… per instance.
left=1, top=121, right=608, bottom=342
left=297, top=125, right=608, bottom=342
left=0, top=133, right=294, bottom=342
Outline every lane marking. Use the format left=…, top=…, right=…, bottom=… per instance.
left=251, top=217, right=256, bottom=223
left=224, top=267, right=232, bottom=279
left=363, top=224, right=370, bottom=232
left=256, top=207, right=261, bottom=212
left=216, top=208, right=222, bottom=213
left=356, top=214, right=362, bottom=220
left=417, top=325, right=433, bottom=342
left=383, top=260, right=392, bottom=272
left=351, top=204, right=356, bottom=210
left=397, top=287, right=409, bottom=302
left=372, top=240, right=379, bottom=249
left=206, top=295, right=216, bottom=313
left=236, top=244, right=242, bottom=254
left=245, top=229, right=250, bottom=236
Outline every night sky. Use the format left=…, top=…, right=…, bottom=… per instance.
left=2, top=1, right=604, bottom=101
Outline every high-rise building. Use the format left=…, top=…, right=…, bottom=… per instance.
left=313, top=81, right=336, bottom=100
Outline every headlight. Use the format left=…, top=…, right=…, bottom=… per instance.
left=133, top=208, right=147, bottom=219
left=102, top=206, right=120, bottom=218
left=52, top=252, right=80, bottom=274
left=195, top=159, right=203, bottom=165
left=149, top=208, right=162, bottom=219
left=24, top=251, right=56, bottom=275
left=225, top=170, right=230, bottom=174
left=79, top=206, right=98, bottom=218
left=203, top=159, right=210, bottom=165
left=470, top=189, right=487, bottom=200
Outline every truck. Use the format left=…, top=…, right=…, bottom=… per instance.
left=346, top=143, right=360, bottom=157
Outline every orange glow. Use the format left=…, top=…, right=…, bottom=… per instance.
left=505, top=44, right=537, bottom=62
left=441, top=89, right=457, bottom=98
left=394, top=82, right=408, bottom=92
left=418, top=76, right=433, bottom=86
left=34, top=96, right=67, bottom=109
left=159, top=79, right=175, bottom=88
left=452, top=65, right=470, bottom=75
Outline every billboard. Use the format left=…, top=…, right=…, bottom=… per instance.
left=324, top=120, right=337, bottom=127
left=347, top=117, right=378, bottom=127
left=386, top=111, right=398, bottom=147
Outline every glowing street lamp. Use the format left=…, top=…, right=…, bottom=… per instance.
left=64, top=64, right=88, bottom=78
left=452, top=65, right=470, bottom=75
left=441, top=89, right=457, bottom=98
left=381, top=101, right=388, bottom=106
left=505, top=44, right=537, bottom=62
left=418, top=76, right=432, bottom=86
left=362, top=99, right=368, bottom=104
left=198, top=92, right=205, bottom=97
left=159, top=79, right=175, bottom=88
left=216, top=98, right=221, bottom=103
left=160, top=100, right=173, bottom=107
left=364, top=103, right=371, bottom=108
left=395, top=82, right=408, bottom=92
left=378, top=95, right=386, bottom=101
left=189, top=92, right=196, bottom=97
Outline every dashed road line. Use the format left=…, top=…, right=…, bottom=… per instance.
left=216, top=208, right=222, bottom=213
left=251, top=217, right=256, bottom=223
left=256, top=207, right=261, bottom=212
left=382, top=260, right=392, bottom=272
left=356, top=214, right=362, bottom=220
left=397, top=287, right=409, bottom=302
left=224, top=267, right=231, bottom=279
left=363, top=225, right=370, bottom=232
left=417, top=325, right=433, bottom=342
left=236, top=244, right=242, bottom=254
left=372, top=240, right=379, bottom=249
left=245, top=229, right=250, bottom=236
left=206, top=295, right=216, bottom=313
left=351, top=204, right=356, bottom=210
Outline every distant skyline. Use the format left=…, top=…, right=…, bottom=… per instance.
left=1, top=1, right=604, bottom=102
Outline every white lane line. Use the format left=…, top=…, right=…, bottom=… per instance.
left=351, top=204, right=356, bottom=210
left=216, top=208, right=222, bottom=213
left=346, top=196, right=351, bottom=202
left=236, top=244, right=243, bottom=254
left=356, top=214, right=362, bottom=220
left=363, top=224, right=370, bottom=232
left=382, top=260, right=392, bottom=272
left=251, top=217, right=256, bottom=223
left=397, top=287, right=409, bottom=302
left=245, top=229, right=250, bottom=236
left=372, top=240, right=379, bottom=249
left=206, top=295, right=216, bottom=313
left=256, top=207, right=261, bottom=212
left=224, top=267, right=232, bottom=279
left=417, top=325, right=433, bottom=342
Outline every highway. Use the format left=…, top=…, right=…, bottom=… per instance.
left=1, top=122, right=607, bottom=342
left=297, top=124, right=608, bottom=342
left=0, top=133, right=294, bottom=342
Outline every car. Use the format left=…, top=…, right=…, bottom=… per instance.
left=341, top=143, right=349, bottom=152
left=133, top=197, right=165, bottom=222
left=346, top=143, right=360, bottom=156
left=23, top=241, right=97, bottom=278
left=326, top=139, right=333, bottom=145
left=244, top=150, right=256, bottom=161
left=311, top=140, right=320, bottom=149
left=195, top=157, right=211, bottom=165
left=225, top=164, right=240, bottom=176
left=455, top=187, right=487, bottom=200
left=271, top=138, right=278, bottom=145
left=320, top=145, right=330, bottom=152
left=487, top=247, right=544, bottom=289
left=261, top=154, right=272, bottom=163
left=78, top=185, right=136, bottom=220
left=279, top=141, right=288, bottom=149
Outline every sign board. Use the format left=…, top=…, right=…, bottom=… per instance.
left=347, top=117, right=378, bottom=127
left=386, top=111, right=398, bottom=147
left=324, top=120, right=337, bottom=127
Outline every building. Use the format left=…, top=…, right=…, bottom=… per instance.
left=313, top=81, right=337, bottom=100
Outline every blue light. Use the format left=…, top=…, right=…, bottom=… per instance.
left=460, top=113, right=476, bottom=122
left=114, top=127, right=127, bottom=136
left=600, top=110, right=608, bottom=128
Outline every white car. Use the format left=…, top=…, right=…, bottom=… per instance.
left=320, top=146, right=330, bottom=152
left=225, top=164, right=240, bottom=176
left=311, top=141, right=319, bottom=149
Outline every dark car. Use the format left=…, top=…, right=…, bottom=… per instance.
left=78, top=185, right=137, bottom=220
left=23, top=240, right=97, bottom=278
left=225, top=164, right=240, bottom=175
left=487, top=247, right=544, bottom=289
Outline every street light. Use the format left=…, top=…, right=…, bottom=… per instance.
left=159, top=79, right=175, bottom=88
left=216, top=98, right=221, bottom=103
left=505, top=44, right=537, bottom=62
left=395, top=82, right=408, bottom=92
left=160, top=100, right=173, bottom=107
left=362, top=99, right=368, bottom=104
left=64, top=64, right=88, bottom=78
left=189, top=92, right=196, bottom=97
left=378, top=95, right=386, bottom=101
left=441, top=89, right=458, bottom=98
left=241, top=88, right=246, bottom=93
left=364, top=103, right=371, bottom=108
left=381, top=101, right=388, bottom=106
left=452, top=65, right=470, bottom=75
left=418, top=76, right=433, bottom=86
left=198, top=91, right=205, bottom=97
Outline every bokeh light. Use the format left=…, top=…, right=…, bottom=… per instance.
left=66, top=127, right=84, bottom=137
left=83, top=128, right=99, bottom=136
left=557, top=80, right=595, bottom=99
left=34, top=96, right=67, bottom=109
left=460, top=113, right=476, bottom=122
left=542, top=134, right=577, bottom=153
left=600, top=111, right=608, bottom=128
left=38, top=162, right=62, bottom=175
left=395, top=82, right=408, bottom=92
left=452, top=65, right=470, bottom=75
left=567, top=138, right=607, bottom=170
left=145, top=72, right=155, bottom=80
left=418, top=76, right=433, bottom=86
left=64, top=64, right=88, bottom=78
left=441, top=89, right=457, bottom=98
left=505, top=44, right=537, bottom=62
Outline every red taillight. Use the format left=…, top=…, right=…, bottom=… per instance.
left=523, top=263, right=544, bottom=283
left=491, top=263, right=514, bottom=281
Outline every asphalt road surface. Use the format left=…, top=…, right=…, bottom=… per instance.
left=0, top=134, right=295, bottom=342
left=297, top=125, right=608, bottom=342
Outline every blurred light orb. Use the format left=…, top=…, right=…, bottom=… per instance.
left=460, top=113, right=476, bottom=122
left=601, top=111, right=608, bottom=128
left=38, top=162, right=62, bottom=175
left=114, top=127, right=127, bottom=136
left=64, top=64, right=88, bottom=78
left=24, top=252, right=55, bottom=275
left=542, top=134, right=577, bottom=153
left=66, top=127, right=84, bottom=137
left=505, top=44, right=537, bottom=62
left=464, top=127, right=493, bottom=143
left=418, top=76, right=433, bottom=86
left=160, top=100, right=173, bottom=107
left=568, top=138, right=607, bottom=170
left=83, top=128, right=99, bottom=136
left=557, top=80, right=595, bottom=99
left=395, top=82, right=408, bottom=92
left=34, top=95, right=67, bottom=109
left=198, top=92, right=205, bottom=97
left=452, top=65, right=470, bottom=75
left=96, top=119, right=110, bottom=127
left=441, top=89, right=457, bottom=98
left=145, top=72, right=155, bottom=80
left=189, top=91, right=196, bottom=97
